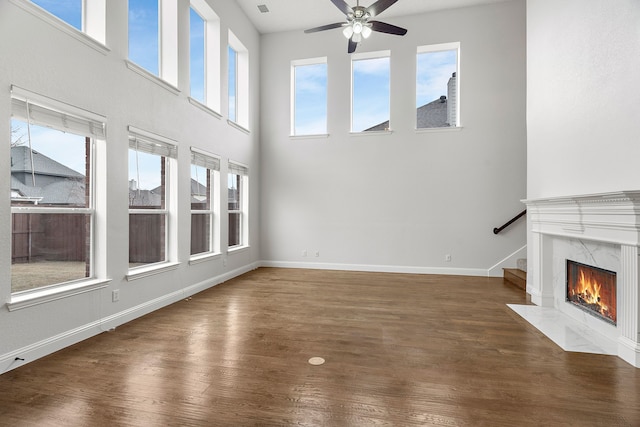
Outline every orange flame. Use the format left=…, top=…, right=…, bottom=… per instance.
left=570, top=270, right=608, bottom=313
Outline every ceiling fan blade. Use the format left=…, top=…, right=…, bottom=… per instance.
left=348, top=38, right=358, bottom=54
left=330, top=0, right=353, bottom=16
left=304, top=22, right=346, bottom=34
left=366, top=0, right=399, bottom=17
left=370, top=20, right=408, bottom=36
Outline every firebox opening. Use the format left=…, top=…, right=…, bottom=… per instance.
left=566, top=260, right=617, bottom=325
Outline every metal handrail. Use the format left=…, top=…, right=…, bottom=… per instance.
left=493, top=209, right=526, bottom=234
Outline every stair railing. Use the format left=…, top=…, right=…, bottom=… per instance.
left=493, top=209, right=526, bottom=235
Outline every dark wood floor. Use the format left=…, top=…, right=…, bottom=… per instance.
left=1, top=268, right=639, bottom=426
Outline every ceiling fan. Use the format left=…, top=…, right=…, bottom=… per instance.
left=304, top=0, right=408, bottom=54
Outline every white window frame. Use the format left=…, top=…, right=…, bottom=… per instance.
left=290, top=57, right=328, bottom=137
left=11, top=0, right=107, bottom=52
left=416, top=42, right=461, bottom=129
left=227, top=161, right=249, bottom=251
left=228, top=30, right=249, bottom=131
left=127, top=126, right=179, bottom=279
left=189, top=0, right=221, bottom=113
left=7, top=85, right=109, bottom=309
left=351, top=50, right=391, bottom=133
left=190, top=147, right=220, bottom=260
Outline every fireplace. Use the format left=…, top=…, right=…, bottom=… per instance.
left=566, top=260, right=616, bottom=325
left=524, top=191, right=640, bottom=368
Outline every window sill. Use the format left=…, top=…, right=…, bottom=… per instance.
left=189, top=252, right=222, bottom=265
left=228, top=245, right=250, bottom=255
left=125, top=60, right=180, bottom=96
left=349, top=130, right=394, bottom=137
left=227, top=120, right=250, bottom=134
left=415, top=126, right=463, bottom=133
left=188, top=97, right=222, bottom=119
left=290, top=134, right=330, bottom=140
left=10, top=0, right=109, bottom=55
left=7, top=278, right=111, bottom=312
left=126, top=261, right=181, bottom=282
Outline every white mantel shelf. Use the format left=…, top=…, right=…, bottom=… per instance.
left=524, top=191, right=640, bottom=368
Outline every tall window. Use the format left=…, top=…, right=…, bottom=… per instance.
left=352, top=51, right=391, bottom=132
left=227, top=45, right=237, bottom=123
left=128, top=0, right=159, bottom=75
left=291, top=57, right=328, bottom=136
left=10, top=87, right=105, bottom=294
left=228, top=162, right=248, bottom=249
left=190, top=7, right=206, bottom=103
left=190, top=0, right=221, bottom=111
left=191, top=148, right=220, bottom=257
left=128, top=127, right=177, bottom=269
left=128, top=0, right=178, bottom=85
left=228, top=30, right=249, bottom=129
left=26, top=0, right=106, bottom=44
left=416, top=42, right=460, bottom=129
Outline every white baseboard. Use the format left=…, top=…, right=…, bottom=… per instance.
left=0, top=261, right=260, bottom=374
left=260, top=260, right=487, bottom=277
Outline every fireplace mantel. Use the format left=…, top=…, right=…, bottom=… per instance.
left=524, top=191, right=640, bottom=368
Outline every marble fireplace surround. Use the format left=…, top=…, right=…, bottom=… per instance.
left=524, top=191, right=640, bottom=368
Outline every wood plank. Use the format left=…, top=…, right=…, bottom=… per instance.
left=504, top=267, right=526, bottom=290
left=0, top=268, right=639, bottom=426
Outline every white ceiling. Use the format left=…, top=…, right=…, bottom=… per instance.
left=235, top=0, right=509, bottom=34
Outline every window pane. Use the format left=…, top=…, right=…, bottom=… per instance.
left=228, top=212, right=241, bottom=247
left=228, top=46, right=237, bottom=122
left=417, top=49, right=458, bottom=128
left=11, top=120, right=88, bottom=208
left=129, top=213, right=165, bottom=266
left=11, top=212, right=90, bottom=293
left=129, top=0, right=159, bottom=75
left=191, top=164, right=210, bottom=210
left=32, top=0, right=82, bottom=30
left=191, top=213, right=210, bottom=255
left=294, top=62, right=327, bottom=135
left=190, top=7, right=205, bottom=103
left=128, top=149, right=164, bottom=209
left=228, top=173, right=240, bottom=211
left=352, top=56, right=390, bottom=132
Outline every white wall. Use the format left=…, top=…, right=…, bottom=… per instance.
left=527, top=0, right=640, bottom=199
left=0, top=0, right=260, bottom=372
left=259, top=0, right=527, bottom=274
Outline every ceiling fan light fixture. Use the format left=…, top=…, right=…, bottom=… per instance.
left=352, top=32, right=362, bottom=43
left=352, top=21, right=363, bottom=34
left=362, top=25, right=372, bottom=39
left=343, top=25, right=354, bottom=39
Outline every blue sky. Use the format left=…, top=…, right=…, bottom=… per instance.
left=352, top=56, right=390, bottom=132
left=417, top=50, right=457, bottom=107
left=32, top=0, right=81, bottom=29
left=190, top=8, right=205, bottom=102
left=294, top=63, right=327, bottom=135
left=128, top=0, right=159, bottom=75
left=11, top=120, right=86, bottom=175
left=228, top=46, right=237, bottom=122
left=128, top=148, right=162, bottom=193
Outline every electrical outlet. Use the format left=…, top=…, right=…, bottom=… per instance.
left=445, top=254, right=452, bottom=262
left=112, top=289, right=119, bottom=302
left=302, top=250, right=307, bottom=257
left=223, top=258, right=227, bottom=267
left=315, top=251, right=320, bottom=257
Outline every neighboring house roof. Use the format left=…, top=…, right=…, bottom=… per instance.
left=416, top=96, right=449, bottom=128
left=10, top=146, right=86, bottom=206
left=364, top=96, right=450, bottom=132
left=11, top=146, right=83, bottom=180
